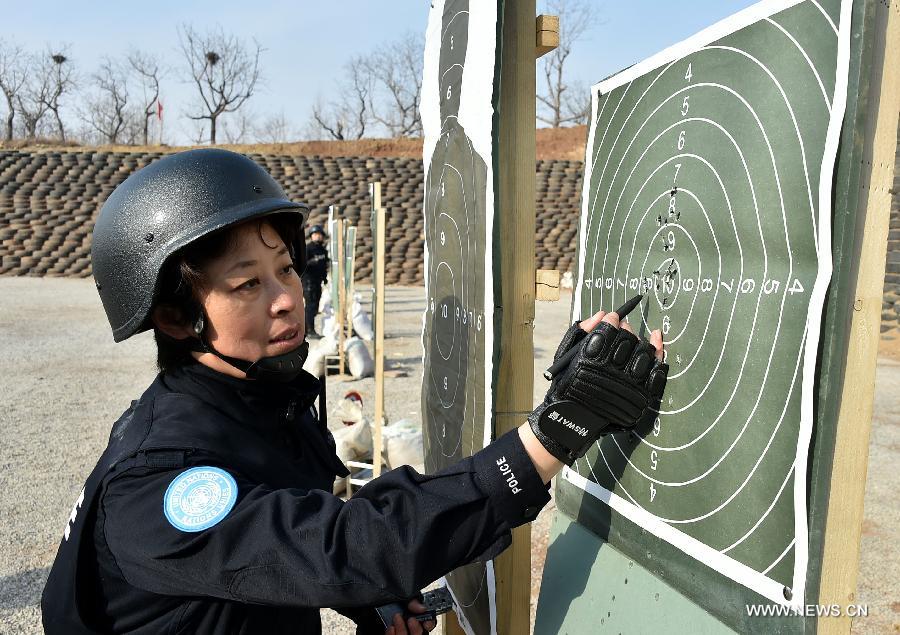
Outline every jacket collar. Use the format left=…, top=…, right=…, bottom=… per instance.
left=161, top=361, right=321, bottom=433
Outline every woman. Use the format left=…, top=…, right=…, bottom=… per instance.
left=42, top=149, right=667, bottom=634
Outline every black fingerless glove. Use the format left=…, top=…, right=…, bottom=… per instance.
left=528, top=321, right=669, bottom=465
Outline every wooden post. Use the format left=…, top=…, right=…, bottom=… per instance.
left=369, top=183, right=383, bottom=322
left=818, top=1, right=899, bottom=632
left=372, top=212, right=385, bottom=478
left=336, top=218, right=346, bottom=377
left=345, top=224, right=356, bottom=346
left=371, top=182, right=385, bottom=479
left=345, top=226, right=354, bottom=339
left=493, top=2, right=540, bottom=634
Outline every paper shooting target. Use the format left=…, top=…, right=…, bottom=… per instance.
left=421, top=0, right=499, bottom=633
left=563, top=0, right=850, bottom=609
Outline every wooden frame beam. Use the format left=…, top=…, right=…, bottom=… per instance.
left=371, top=183, right=386, bottom=479
left=494, top=1, right=538, bottom=633
left=536, top=14, right=559, bottom=58
left=818, top=1, right=900, bottom=632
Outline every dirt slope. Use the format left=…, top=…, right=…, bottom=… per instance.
left=1, top=126, right=588, bottom=161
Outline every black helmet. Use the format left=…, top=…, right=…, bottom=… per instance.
left=308, top=224, right=326, bottom=237
left=92, top=148, right=309, bottom=343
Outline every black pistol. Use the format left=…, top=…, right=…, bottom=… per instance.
left=376, top=586, right=455, bottom=627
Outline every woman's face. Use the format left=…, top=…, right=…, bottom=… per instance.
left=194, top=220, right=305, bottom=378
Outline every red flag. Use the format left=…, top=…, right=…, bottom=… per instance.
left=157, top=100, right=163, bottom=121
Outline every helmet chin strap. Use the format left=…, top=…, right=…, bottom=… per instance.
left=188, top=313, right=309, bottom=383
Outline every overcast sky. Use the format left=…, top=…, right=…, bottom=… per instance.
left=4, top=0, right=758, bottom=144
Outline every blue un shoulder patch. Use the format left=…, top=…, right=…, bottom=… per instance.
left=163, top=466, right=237, bottom=532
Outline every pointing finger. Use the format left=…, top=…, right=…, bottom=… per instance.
left=600, top=311, right=620, bottom=328
left=620, top=319, right=634, bottom=334
left=650, top=329, right=664, bottom=360
left=579, top=310, right=607, bottom=332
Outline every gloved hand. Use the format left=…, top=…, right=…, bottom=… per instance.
left=528, top=318, right=668, bottom=465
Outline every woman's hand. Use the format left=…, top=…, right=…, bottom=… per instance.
left=384, top=599, right=437, bottom=634
left=580, top=309, right=664, bottom=358
left=519, top=305, right=668, bottom=483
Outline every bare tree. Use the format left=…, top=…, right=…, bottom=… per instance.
left=365, top=33, right=423, bottom=137
left=0, top=40, right=28, bottom=141
left=178, top=24, right=262, bottom=145
left=220, top=109, right=254, bottom=144
left=16, top=52, right=50, bottom=139
left=128, top=50, right=162, bottom=146
left=81, top=58, right=130, bottom=144
left=310, top=55, right=371, bottom=141
left=565, top=79, right=592, bottom=126
left=307, top=32, right=423, bottom=141
left=256, top=110, right=293, bottom=144
left=38, top=47, right=76, bottom=142
left=537, top=0, right=597, bottom=127
left=188, top=119, right=207, bottom=145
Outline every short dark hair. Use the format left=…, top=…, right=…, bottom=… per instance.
left=153, top=213, right=302, bottom=373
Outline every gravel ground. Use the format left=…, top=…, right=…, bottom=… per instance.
left=853, top=356, right=900, bottom=634
left=0, top=278, right=895, bottom=633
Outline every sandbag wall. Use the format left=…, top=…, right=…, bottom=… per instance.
left=881, top=121, right=900, bottom=334
left=1, top=146, right=897, bottom=336
left=0, top=150, right=584, bottom=285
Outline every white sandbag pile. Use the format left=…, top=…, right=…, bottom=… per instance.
left=302, top=335, right=335, bottom=377
left=380, top=419, right=424, bottom=472
left=328, top=398, right=425, bottom=470
left=350, top=294, right=374, bottom=341
left=331, top=419, right=372, bottom=465
left=303, top=335, right=373, bottom=380
left=319, top=286, right=332, bottom=313
left=319, top=288, right=374, bottom=342
left=344, top=337, right=373, bottom=378
left=301, top=288, right=340, bottom=377
left=330, top=413, right=372, bottom=465
left=328, top=393, right=372, bottom=495
left=327, top=394, right=425, bottom=494
left=320, top=310, right=339, bottom=345
left=329, top=390, right=364, bottom=426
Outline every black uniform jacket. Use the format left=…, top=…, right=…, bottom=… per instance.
left=302, top=241, right=329, bottom=286
left=42, top=362, right=550, bottom=634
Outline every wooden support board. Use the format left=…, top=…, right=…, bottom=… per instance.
left=818, top=0, right=900, bottom=631
left=344, top=225, right=357, bottom=343
left=494, top=2, right=537, bottom=634
left=371, top=182, right=386, bottom=479
left=336, top=218, right=346, bottom=377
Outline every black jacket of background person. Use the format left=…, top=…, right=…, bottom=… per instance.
left=302, top=240, right=329, bottom=287
left=41, top=362, right=550, bottom=634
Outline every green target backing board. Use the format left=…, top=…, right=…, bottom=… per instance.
left=420, top=1, right=500, bottom=633
left=558, top=0, right=851, bottom=618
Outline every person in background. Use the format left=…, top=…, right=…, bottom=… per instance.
left=302, top=224, right=329, bottom=339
